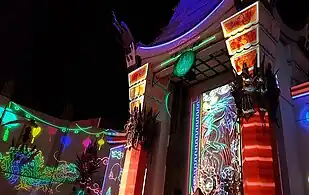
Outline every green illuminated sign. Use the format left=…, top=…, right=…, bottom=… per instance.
left=173, top=50, right=195, bottom=77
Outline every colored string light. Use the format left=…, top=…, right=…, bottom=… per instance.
left=11, top=102, right=92, bottom=132
left=61, top=135, right=71, bottom=152
left=82, top=137, right=92, bottom=152
left=98, top=136, right=105, bottom=150
left=31, top=126, right=42, bottom=144
left=9, top=102, right=125, bottom=138
left=48, top=127, right=57, bottom=142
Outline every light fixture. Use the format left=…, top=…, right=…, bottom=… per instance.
left=173, top=50, right=196, bottom=77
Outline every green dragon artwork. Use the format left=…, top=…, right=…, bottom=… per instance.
left=0, top=147, right=79, bottom=193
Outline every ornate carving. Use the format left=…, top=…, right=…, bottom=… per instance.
left=75, top=140, right=101, bottom=190
left=125, top=106, right=158, bottom=151
left=112, top=11, right=136, bottom=67
left=231, top=54, right=280, bottom=125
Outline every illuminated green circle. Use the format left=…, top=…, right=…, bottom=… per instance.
left=173, top=50, right=195, bottom=77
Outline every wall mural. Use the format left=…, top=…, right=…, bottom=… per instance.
left=101, top=145, right=126, bottom=195
left=0, top=147, right=78, bottom=193
left=189, top=84, right=241, bottom=194
left=0, top=96, right=127, bottom=194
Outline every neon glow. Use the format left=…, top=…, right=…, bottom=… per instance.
left=0, top=103, right=19, bottom=141
left=111, top=150, right=123, bottom=160
left=102, top=145, right=126, bottom=195
left=0, top=107, right=18, bottom=128
left=106, top=187, right=112, bottom=195
left=138, top=0, right=224, bottom=50
left=173, top=50, right=196, bottom=77
left=10, top=102, right=121, bottom=137
left=82, top=137, right=92, bottom=152
left=291, top=82, right=309, bottom=99
left=0, top=148, right=78, bottom=193
left=157, top=35, right=216, bottom=71
left=31, top=126, right=42, bottom=144
left=164, top=92, right=171, bottom=118
left=61, top=135, right=71, bottom=152
left=189, top=98, right=200, bottom=193
left=48, top=127, right=57, bottom=142
left=189, top=85, right=241, bottom=194
left=98, top=137, right=105, bottom=150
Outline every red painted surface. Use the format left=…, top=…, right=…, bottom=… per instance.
left=119, top=145, right=147, bottom=195
left=241, top=112, right=277, bottom=195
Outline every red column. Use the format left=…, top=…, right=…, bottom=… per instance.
left=241, top=112, right=276, bottom=195
left=119, top=145, right=147, bottom=195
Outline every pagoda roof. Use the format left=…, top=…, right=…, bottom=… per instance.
left=148, top=0, right=225, bottom=46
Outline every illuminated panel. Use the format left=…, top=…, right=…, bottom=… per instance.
left=128, top=63, right=149, bottom=87
left=188, top=85, right=241, bottom=194
left=221, top=2, right=259, bottom=38
left=129, top=80, right=146, bottom=101
left=101, top=145, right=126, bottom=195
left=230, top=46, right=260, bottom=75
left=199, top=84, right=240, bottom=194
left=226, top=26, right=259, bottom=55
left=188, top=98, right=200, bottom=194
left=129, top=96, right=145, bottom=113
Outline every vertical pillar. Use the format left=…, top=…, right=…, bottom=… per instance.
left=241, top=113, right=275, bottom=194
left=120, top=63, right=154, bottom=195
left=144, top=103, right=170, bottom=195
left=221, top=2, right=281, bottom=194
left=119, top=145, right=147, bottom=195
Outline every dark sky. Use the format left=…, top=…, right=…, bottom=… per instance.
left=0, top=0, right=178, bottom=129
left=0, top=0, right=307, bottom=129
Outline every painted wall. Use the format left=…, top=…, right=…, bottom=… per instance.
left=0, top=95, right=111, bottom=195
left=275, top=42, right=306, bottom=195
left=292, top=95, right=309, bottom=195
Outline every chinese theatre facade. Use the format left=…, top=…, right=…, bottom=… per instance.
left=119, top=0, right=309, bottom=195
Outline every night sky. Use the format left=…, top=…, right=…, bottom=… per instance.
left=0, top=0, right=178, bottom=129
left=0, top=0, right=307, bottom=129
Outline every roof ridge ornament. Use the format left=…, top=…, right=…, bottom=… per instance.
left=112, top=11, right=137, bottom=69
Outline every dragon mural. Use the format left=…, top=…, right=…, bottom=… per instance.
left=0, top=146, right=79, bottom=193
left=199, top=84, right=241, bottom=194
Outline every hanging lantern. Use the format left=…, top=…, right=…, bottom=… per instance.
left=48, top=127, right=57, bottom=142
left=61, top=135, right=71, bottom=152
left=31, top=126, right=42, bottom=144
left=98, top=136, right=105, bottom=150
left=82, top=137, right=92, bottom=152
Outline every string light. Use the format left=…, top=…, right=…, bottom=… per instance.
left=98, top=136, right=105, bottom=150
left=61, top=135, right=71, bottom=152
left=0, top=102, right=125, bottom=141
left=82, top=137, right=92, bottom=152
left=31, top=126, right=42, bottom=144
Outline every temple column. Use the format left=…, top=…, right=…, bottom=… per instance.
left=119, top=63, right=149, bottom=195
left=221, top=2, right=281, bottom=194
left=143, top=76, right=171, bottom=195
left=120, top=63, right=171, bottom=195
